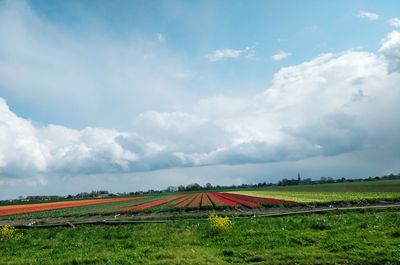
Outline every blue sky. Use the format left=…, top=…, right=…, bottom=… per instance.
left=0, top=0, right=400, bottom=199
left=31, top=1, right=397, bottom=66
left=6, top=0, right=400, bottom=128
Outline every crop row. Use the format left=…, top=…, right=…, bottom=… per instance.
left=119, top=192, right=293, bottom=212
left=120, top=195, right=185, bottom=212
left=0, top=192, right=296, bottom=216
left=200, top=193, right=213, bottom=207
left=220, top=192, right=293, bottom=205
left=0, top=197, right=143, bottom=217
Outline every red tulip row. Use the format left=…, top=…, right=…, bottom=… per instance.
left=120, top=195, right=185, bottom=212
left=217, top=193, right=262, bottom=207
left=207, top=193, right=227, bottom=207
left=167, top=194, right=190, bottom=207
left=119, top=192, right=294, bottom=212
left=208, top=192, right=240, bottom=207
left=173, top=194, right=198, bottom=208
left=188, top=193, right=202, bottom=208
left=221, top=192, right=294, bottom=204
left=200, top=193, right=213, bottom=207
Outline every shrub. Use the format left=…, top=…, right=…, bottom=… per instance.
left=208, top=212, right=233, bottom=235
left=0, top=225, right=23, bottom=241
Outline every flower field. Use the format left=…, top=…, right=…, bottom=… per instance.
left=0, top=192, right=295, bottom=217
left=120, top=195, right=185, bottom=212
left=220, top=192, right=294, bottom=205
left=208, top=192, right=240, bottom=207
left=119, top=192, right=293, bottom=212
left=0, top=197, right=143, bottom=217
left=3, top=181, right=398, bottom=217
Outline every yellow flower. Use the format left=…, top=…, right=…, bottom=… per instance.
left=0, top=225, right=23, bottom=241
left=208, top=213, right=233, bottom=234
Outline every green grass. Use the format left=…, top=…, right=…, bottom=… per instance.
left=1, top=208, right=400, bottom=264
left=230, top=190, right=400, bottom=203
left=229, top=179, right=400, bottom=203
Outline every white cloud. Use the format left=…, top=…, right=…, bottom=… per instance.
left=357, top=10, right=379, bottom=21
left=379, top=31, right=400, bottom=73
left=388, top=17, right=400, bottom=28
left=2, top=30, right=400, bottom=182
left=206, top=45, right=257, bottom=62
left=271, top=50, right=292, bottom=61
left=0, top=98, right=141, bottom=178
left=206, top=49, right=242, bottom=61
left=0, top=1, right=399, bottom=193
left=0, top=0, right=192, bottom=129
left=156, top=32, right=165, bottom=43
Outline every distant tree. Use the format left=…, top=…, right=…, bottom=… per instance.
left=319, top=177, right=327, bottom=183
left=205, top=183, right=213, bottom=189
left=327, top=177, right=335, bottom=183
left=301, top=178, right=312, bottom=184
left=166, top=186, right=177, bottom=192
left=186, top=183, right=202, bottom=191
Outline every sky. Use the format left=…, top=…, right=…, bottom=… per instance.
left=0, top=0, right=400, bottom=199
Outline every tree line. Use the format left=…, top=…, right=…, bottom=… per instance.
left=3, top=172, right=399, bottom=203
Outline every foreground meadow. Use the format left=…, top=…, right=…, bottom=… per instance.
left=1, top=208, right=399, bottom=265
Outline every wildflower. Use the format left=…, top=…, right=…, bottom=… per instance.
left=208, top=212, right=233, bottom=234
left=0, top=225, right=23, bottom=241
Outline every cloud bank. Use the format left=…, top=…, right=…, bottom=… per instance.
left=0, top=1, right=400, bottom=192
left=1, top=30, right=400, bottom=183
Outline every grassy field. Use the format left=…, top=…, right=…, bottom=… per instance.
left=230, top=190, right=400, bottom=203
left=254, top=179, right=400, bottom=192
left=229, top=179, right=400, bottom=203
left=1, top=208, right=399, bottom=264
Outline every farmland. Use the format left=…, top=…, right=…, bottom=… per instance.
left=0, top=192, right=292, bottom=220
left=1, top=179, right=400, bottom=221
left=0, top=197, right=143, bottom=217
left=1, top=180, right=400, bottom=264
left=258, top=179, right=400, bottom=192
left=1, top=208, right=399, bottom=264
left=229, top=191, right=400, bottom=203
left=230, top=179, right=400, bottom=203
